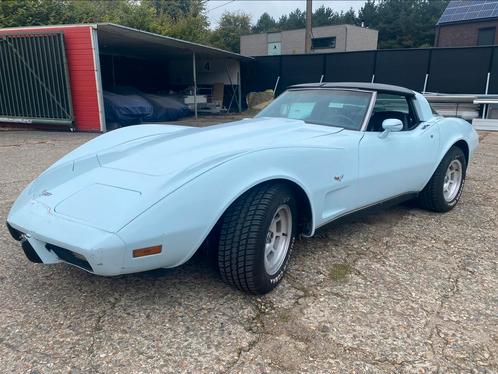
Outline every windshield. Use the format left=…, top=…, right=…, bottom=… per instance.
left=256, top=89, right=373, bottom=130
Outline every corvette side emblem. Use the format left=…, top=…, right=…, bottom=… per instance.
left=40, top=190, right=52, bottom=197
left=334, top=175, right=344, bottom=182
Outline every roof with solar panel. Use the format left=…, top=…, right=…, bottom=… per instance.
left=437, top=0, right=498, bottom=25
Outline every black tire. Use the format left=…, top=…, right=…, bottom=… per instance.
left=217, top=183, right=297, bottom=294
left=418, top=146, right=467, bottom=212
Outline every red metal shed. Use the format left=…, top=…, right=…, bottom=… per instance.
left=0, top=24, right=103, bottom=131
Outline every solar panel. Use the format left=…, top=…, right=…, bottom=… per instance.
left=437, top=0, right=498, bottom=25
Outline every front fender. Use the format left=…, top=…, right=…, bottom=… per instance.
left=116, top=146, right=345, bottom=270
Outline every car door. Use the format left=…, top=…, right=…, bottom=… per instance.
left=356, top=93, right=440, bottom=207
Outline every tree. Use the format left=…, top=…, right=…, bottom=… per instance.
left=64, top=0, right=158, bottom=30
left=0, top=0, right=66, bottom=28
left=312, top=5, right=335, bottom=26
left=252, top=12, right=277, bottom=33
left=0, top=0, right=451, bottom=51
left=339, top=8, right=358, bottom=25
left=143, top=0, right=205, bottom=20
left=245, top=0, right=448, bottom=49
left=0, top=0, right=211, bottom=44
left=357, top=0, right=449, bottom=49
left=279, top=8, right=306, bottom=30
left=158, top=13, right=210, bottom=44
left=210, top=11, right=251, bottom=53
left=358, top=0, right=378, bottom=28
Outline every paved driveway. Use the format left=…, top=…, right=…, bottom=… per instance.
left=0, top=130, right=497, bottom=373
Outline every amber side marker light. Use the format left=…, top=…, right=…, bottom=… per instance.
left=133, top=245, right=162, bottom=258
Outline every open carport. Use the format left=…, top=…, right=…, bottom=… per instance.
left=0, top=23, right=252, bottom=132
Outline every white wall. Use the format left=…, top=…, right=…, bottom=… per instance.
left=168, top=58, right=240, bottom=86
left=241, top=34, right=268, bottom=57
left=345, top=26, right=379, bottom=52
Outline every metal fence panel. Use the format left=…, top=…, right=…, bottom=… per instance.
left=487, top=47, right=498, bottom=94
left=427, top=47, right=493, bottom=94
left=280, top=54, right=324, bottom=95
left=0, top=32, right=73, bottom=126
left=242, top=46, right=498, bottom=99
left=324, top=51, right=376, bottom=83
left=243, top=56, right=280, bottom=93
left=374, top=49, right=430, bottom=91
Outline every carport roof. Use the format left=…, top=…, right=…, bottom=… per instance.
left=0, top=22, right=253, bottom=61
left=96, top=23, right=253, bottom=61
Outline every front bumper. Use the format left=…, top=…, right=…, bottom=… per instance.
left=6, top=202, right=128, bottom=276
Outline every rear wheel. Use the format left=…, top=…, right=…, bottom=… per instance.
left=217, top=183, right=297, bottom=294
left=418, top=146, right=467, bottom=212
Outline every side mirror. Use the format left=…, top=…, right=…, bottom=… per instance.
left=379, top=118, right=403, bottom=138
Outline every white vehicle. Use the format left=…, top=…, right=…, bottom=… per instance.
left=7, top=83, right=479, bottom=294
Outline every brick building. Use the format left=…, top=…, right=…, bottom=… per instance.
left=435, top=0, right=498, bottom=47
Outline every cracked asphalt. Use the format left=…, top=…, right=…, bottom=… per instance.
left=0, top=130, right=497, bottom=373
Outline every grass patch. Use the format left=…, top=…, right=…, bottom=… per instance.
left=278, top=310, right=292, bottom=323
left=328, top=263, right=351, bottom=282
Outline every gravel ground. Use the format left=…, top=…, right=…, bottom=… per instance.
left=0, top=130, right=497, bottom=373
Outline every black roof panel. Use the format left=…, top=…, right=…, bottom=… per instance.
left=289, top=82, right=416, bottom=96
left=437, top=0, right=498, bottom=25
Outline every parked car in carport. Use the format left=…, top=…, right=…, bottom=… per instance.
left=7, top=83, right=479, bottom=294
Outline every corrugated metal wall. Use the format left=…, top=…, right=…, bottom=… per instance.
left=0, top=32, right=73, bottom=125
left=0, top=25, right=102, bottom=132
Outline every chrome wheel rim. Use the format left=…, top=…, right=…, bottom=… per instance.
left=264, top=205, right=292, bottom=276
left=443, top=159, right=463, bottom=202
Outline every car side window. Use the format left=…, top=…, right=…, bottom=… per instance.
left=367, top=93, right=418, bottom=132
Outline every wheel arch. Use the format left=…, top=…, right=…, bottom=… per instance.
left=437, top=137, right=470, bottom=171
left=452, top=139, right=469, bottom=164
left=210, top=177, right=314, bottom=239
left=421, top=137, right=470, bottom=195
left=261, top=178, right=313, bottom=236
left=436, top=116, right=476, bottom=167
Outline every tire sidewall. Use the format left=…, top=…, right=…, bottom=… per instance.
left=439, top=148, right=467, bottom=209
left=254, top=187, right=297, bottom=293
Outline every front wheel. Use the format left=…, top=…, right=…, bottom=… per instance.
left=217, top=183, right=297, bottom=294
left=418, top=146, right=467, bottom=212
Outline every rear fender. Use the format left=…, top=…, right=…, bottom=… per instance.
left=437, top=118, right=478, bottom=164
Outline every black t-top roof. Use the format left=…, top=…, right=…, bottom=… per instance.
left=289, top=82, right=416, bottom=97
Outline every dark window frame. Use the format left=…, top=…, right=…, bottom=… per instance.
left=312, top=36, right=336, bottom=50
left=366, top=93, right=420, bottom=132
left=477, top=27, right=496, bottom=46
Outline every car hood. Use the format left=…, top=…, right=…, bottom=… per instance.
left=96, top=117, right=341, bottom=176
left=13, top=118, right=342, bottom=232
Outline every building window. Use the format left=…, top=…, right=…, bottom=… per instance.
left=477, top=27, right=496, bottom=46
left=312, top=36, right=336, bottom=50
left=268, top=42, right=281, bottom=55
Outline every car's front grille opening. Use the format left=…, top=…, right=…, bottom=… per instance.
left=45, top=244, right=93, bottom=272
left=6, top=222, right=23, bottom=241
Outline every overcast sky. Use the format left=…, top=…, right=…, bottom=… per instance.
left=206, top=0, right=367, bottom=28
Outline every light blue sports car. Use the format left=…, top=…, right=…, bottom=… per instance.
left=7, top=83, right=479, bottom=294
